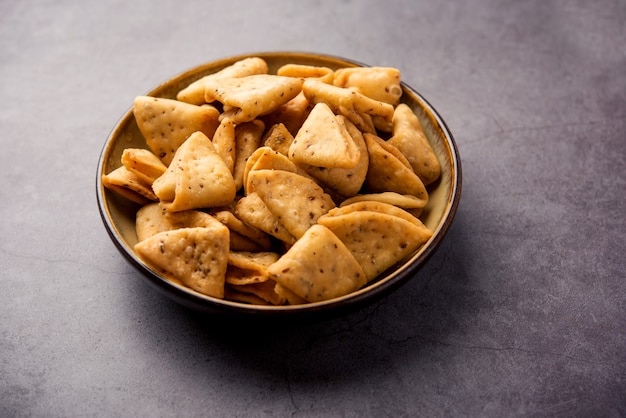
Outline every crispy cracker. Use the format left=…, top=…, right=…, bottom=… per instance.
left=177, top=57, right=269, bottom=105
left=289, top=102, right=361, bottom=169
left=135, top=204, right=222, bottom=242
left=277, top=64, right=334, bottom=84
left=233, top=120, right=265, bottom=191
left=121, top=148, right=167, bottom=185
left=234, top=193, right=296, bottom=244
left=152, top=131, right=236, bottom=211
left=340, top=191, right=428, bottom=210
left=267, top=224, right=367, bottom=302
left=297, top=115, right=368, bottom=197
left=213, top=210, right=273, bottom=250
left=260, top=92, right=311, bottom=136
left=134, top=225, right=229, bottom=298
left=211, top=117, right=236, bottom=174
left=318, top=211, right=433, bottom=282
left=387, top=103, right=441, bottom=186
left=247, top=169, right=335, bottom=239
left=102, top=166, right=157, bottom=205
left=203, top=74, right=303, bottom=123
left=262, top=123, right=295, bottom=156
left=363, top=133, right=428, bottom=201
left=333, top=67, right=402, bottom=105
left=133, top=96, right=220, bottom=165
left=302, top=78, right=394, bottom=133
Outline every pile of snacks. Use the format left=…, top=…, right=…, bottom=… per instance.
left=102, top=57, right=441, bottom=305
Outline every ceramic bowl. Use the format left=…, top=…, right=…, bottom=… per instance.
left=96, top=52, right=462, bottom=319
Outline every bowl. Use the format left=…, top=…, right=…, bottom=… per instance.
left=96, top=52, right=462, bottom=319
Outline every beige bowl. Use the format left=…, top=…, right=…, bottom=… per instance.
left=96, top=52, right=462, bottom=318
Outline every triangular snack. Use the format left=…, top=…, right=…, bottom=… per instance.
left=133, top=96, right=220, bottom=166
left=247, top=169, right=335, bottom=239
left=234, top=193, right=296, bottom=245
left=262, top=123, right=295, bottom=156
left=134, top=225, right=229, bottom=298
left=213, top=210, right=273, bottom=250
left=225, top=251, right=280, bottom=286
left=289, top=102, right=360, bottom=169
left=274, top=283, right=308, bottom=305
left=276, top=64, right=334, bottom=84
left=233, top=120, right=265, bottom=191
left=135, top=203, right=170, bottom=242
left=121, top=148, right=167, bottom=185
left=340, top=191, right=428, bottom=211
left=318, top=210, right=433, bottom=282
left=135, top=204, right=225, bottom=242
left=176, top=57, right=269, bottom=105
left=364, top=133, right=428, bottom=202
left=211, top=117, right=236, bottom=174
left=228, top=251, right=280, bottom=275
left=297, top=115, right=368, bottom=197
left=102, top=166, right=157, bottom=205
left=267, top=224, right=367, bottom=302
left=302, top=78, right=394, bottom=132
left=333, top=67, right=402, bottom=105
left=243, top=146, right=311, bottom=192
left=261, top=92, right=311, bottom=136
left=387, top=104, right=441, bottom=186
left=152, top=131, right=236, bottom=212
left=226, top=280, right=285, bottom=305
left=203, top=74, right=303, bottom=123
left=322, top=200, right=428, bottom=229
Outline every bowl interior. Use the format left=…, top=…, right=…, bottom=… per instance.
left=96, top=52, right=461, bottom=317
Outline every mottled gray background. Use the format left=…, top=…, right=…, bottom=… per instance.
left=1, top=0, right=624, bottom=416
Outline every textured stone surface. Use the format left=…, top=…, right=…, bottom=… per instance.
left=1, top=0, right=624, bottom=416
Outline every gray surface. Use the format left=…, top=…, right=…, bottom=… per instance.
left=1, top=0, right=625, bottom=416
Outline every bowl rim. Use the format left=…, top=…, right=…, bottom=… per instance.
left=96, top=51, right=462, bottom=318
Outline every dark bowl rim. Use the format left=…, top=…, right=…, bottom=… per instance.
left=95, top=51, right=462, bottom=319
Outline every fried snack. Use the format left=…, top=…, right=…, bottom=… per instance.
left=134, top=225, right=229, bottom=298
left=102, top=166, right=157, bottom=205
left=135, top=203, right=224, bottom=242
left=243, top=146, right=311, bottom=192
left=289, top=102, right=361, bottom=169
left=228, top=251, right=280, bottom=277
left=340, top=191, right=428, bottom=211
left=133, top=96, right=220, bottom=166
left=267, top=224, right=367, bottom=302
left=262, top=123, right=294, bottom=156
left=152, top=131, right=236, bottom=211
left=301, top=78, right=394, bottom=133
left=213, top=210, right=273, bottom=251
left=364, top=133, right=428, bottom=201
left=277, top=64, right=334, bottom=84
left=318, top=210, right=433, bottom=282
left=233, top=120, right=265, bottom=191
left=234, top=193, right=297, bottom=245
left=177, top=57, right=269, bottom=105
left=333, top=67, right=402, bottom=105
left=387, top=103, right=441, bottom=186
left=121, top=148, right=167, bottom=185
left=203, top=74, right=303, bottom=123
left=322, top=200, right=425, bottom=229
left=104, top=58, right=444, bottom=305
left=274, top=283, right=308, bottom=305
left=247, top=169, right=335, bottom=239
left=260, top=92, right=311, bottom=136
left=211, top=117, right=236, bottom=174
left=296, top=115, right=368, bottom=198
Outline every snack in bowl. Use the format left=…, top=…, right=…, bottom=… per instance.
left=97, top=52, right=461, bottom=315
